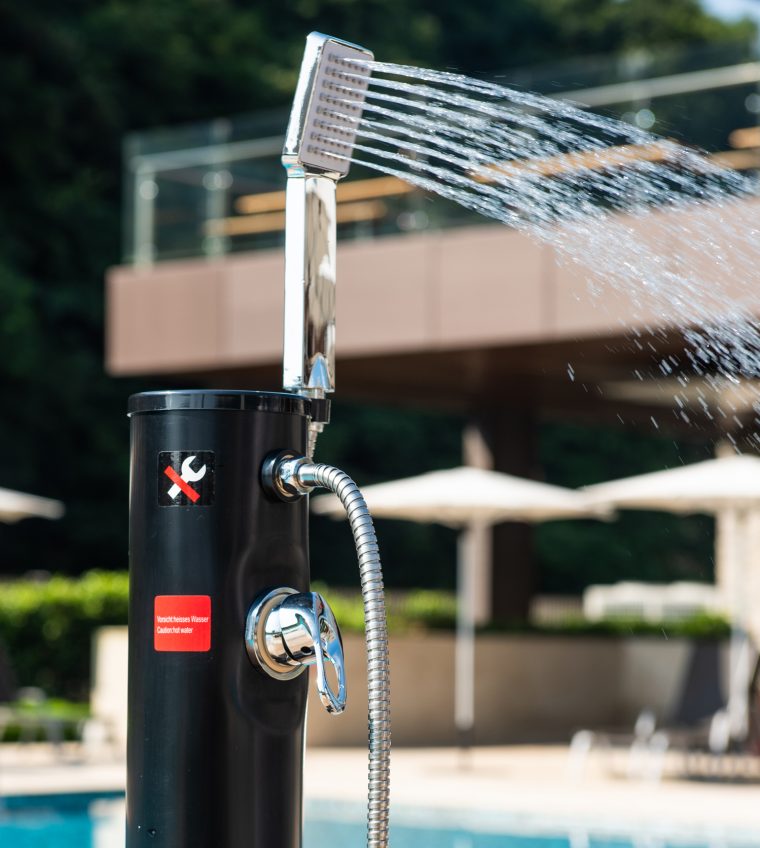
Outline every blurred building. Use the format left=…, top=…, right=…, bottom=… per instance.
left=105, top=42, right=760, bottom=618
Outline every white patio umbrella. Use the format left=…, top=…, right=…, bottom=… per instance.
left=0, top=487, right=64, bottom=524
left=312, top=466, right=598, bottom=744
left=312, top=466, right=591, bottom=524
left=582, top=454, right=760, bottom=513
left=582, top=453, right=760, bottom=740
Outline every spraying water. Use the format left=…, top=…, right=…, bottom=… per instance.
left=315, top=57, right=760, bottom=443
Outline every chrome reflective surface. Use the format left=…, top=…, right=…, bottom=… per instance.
left=260, top=449, right=311, bottom=501
left=246, top=588, right=347, bottom=714
left=256, top=451, right=392, bottom=847
left=282, top=32, right=373, bottom=177
left=298, top=462, right=391, bottom=848
left=245, top=587, right=304, bottom=681
left=281, top=33, right=373, bottom=408
left=282, top=174, right=337, bottom=396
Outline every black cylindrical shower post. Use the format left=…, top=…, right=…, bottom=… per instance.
left=127, top=390, right=311, bottom=848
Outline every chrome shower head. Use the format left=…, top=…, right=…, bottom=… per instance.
left=281, top=34, right=374, bottom=455
left=282, top=32, right=373, bottom=177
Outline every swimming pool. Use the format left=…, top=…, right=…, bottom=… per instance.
left=0, top=793, right=125, bottom=848
left=2, top=795, right=760, bottom=848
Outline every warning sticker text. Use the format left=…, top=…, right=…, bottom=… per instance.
left=154, top=595, right=211, bottom=652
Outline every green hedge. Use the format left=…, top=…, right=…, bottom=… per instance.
left=314, top=584, right=460, bottom=634
left=316, top=585, right=731, bottom=639
left=482, top=611, right=731, bottom=639
left=0, top=697, right=89, bottom=742
left=0, top=571, right=128, bottom=700
left=0, top=573, right=730, bottom=701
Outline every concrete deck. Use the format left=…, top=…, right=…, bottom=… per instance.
left=305, top=746, right=760, bottom=840
left=0, top=745, right=125, bottom=797
left=1, top=745, right=759, bottom=841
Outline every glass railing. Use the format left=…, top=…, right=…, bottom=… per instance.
left=123, top=40, right=760, bottom=266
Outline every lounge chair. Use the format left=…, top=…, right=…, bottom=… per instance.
left=568, top=639, right=747, bottom=780
left=673, top=639, right=760, bottom=780
left=0, top=642, right=68, bottom=748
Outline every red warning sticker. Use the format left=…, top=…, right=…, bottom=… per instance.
left=154, top=595, right=211, bottom=652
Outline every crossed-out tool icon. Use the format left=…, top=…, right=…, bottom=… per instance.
left=164, top=455, right=207, bottom=503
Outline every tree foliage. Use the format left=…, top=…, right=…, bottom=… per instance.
left=536, top=422, right=716, bottom=593
left=0, top=0, right=753, bottom=582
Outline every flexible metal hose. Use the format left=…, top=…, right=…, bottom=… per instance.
left=297, top=462, right=391, bottom=848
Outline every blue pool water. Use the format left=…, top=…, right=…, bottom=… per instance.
left=0, top=793, right=124, bottom=847
left=2, top=795, right=760, bottom=848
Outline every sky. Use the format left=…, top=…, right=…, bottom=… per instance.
left=702, top=0, right=760, bottom=25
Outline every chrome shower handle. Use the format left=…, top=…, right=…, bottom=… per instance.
left=304, top=592, right=346, bottom=714
left=277, top=590, right=347, bottom=714
left=245, top=588, right=347, bottom=715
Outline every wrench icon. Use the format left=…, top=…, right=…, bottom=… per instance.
left=167, top=455, right=207, bottom=500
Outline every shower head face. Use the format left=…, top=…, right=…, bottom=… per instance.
left=283, top=32, right=373, bottom=177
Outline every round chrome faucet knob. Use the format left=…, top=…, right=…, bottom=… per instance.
left=245, top=587, right=347, bottom=715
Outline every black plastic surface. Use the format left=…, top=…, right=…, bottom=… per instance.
left=128, top=389, right=310, bottom=417
left=127, top=391, right=310, bottom=848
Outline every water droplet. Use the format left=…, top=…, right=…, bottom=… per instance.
left=745, top=93, right=760, bottom=114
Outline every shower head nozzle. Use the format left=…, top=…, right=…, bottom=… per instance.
left=283, top=32, right=373, bottom=177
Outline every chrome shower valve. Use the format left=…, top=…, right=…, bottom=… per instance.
left=245, top=587, right=347, bottom=715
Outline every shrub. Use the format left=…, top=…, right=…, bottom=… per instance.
left=0, top=571, right=128, bottom=700
left=318, top=587, right=730, bottom=638
left=315, top=584, right=458, bottom=633
left=480, top=611, right=731, bottom=638
left=0, top=573, right=730, bottom=702
left=0, top=697, right=89, bottom=742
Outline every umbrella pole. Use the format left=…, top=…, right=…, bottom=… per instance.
left=728, top=508, right=752, bottom=742
left=455, top=523, right=479, bottom=760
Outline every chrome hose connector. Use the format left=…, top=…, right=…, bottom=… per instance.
left=260, top=450, right=312, bottom=501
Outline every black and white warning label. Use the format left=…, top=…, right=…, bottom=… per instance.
left=158, top=451, right=215, bottom=506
